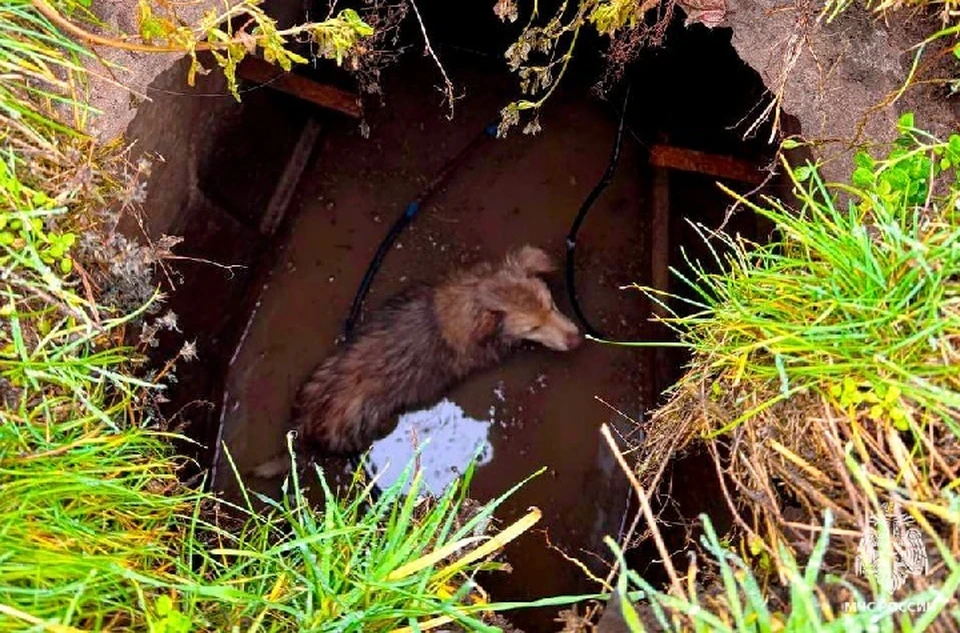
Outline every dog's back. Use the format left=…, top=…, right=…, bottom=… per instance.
left=295, top=284, right=510, bottom=454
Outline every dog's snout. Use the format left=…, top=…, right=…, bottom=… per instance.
left=566, top=330, right=584, bottom=350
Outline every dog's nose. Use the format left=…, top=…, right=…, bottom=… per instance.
left=566, top=331, right=584, bottom=350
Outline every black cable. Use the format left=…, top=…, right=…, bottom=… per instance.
left=344, top=122, right=498, bottom=339
left=344, top=200, right=420, bottom=339
left=565, top=84, right=632, bottom=341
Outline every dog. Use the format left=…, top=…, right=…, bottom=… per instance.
left=252, top=245, right=581, bottom=478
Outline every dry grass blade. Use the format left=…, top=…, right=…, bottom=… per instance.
left=432, top=506, right=542, bottom=580
left=387, top=535, right=487, bottom=580
left=600, top=424, right=683, bottom=596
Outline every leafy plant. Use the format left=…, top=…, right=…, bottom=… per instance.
left=150, top=596, right=193, bottom=633
left=0, top=163, right=76, bottom=275
left=32, top=0, right=374, bottom=100
left=849, top=113, right=960, bottom=208
left=494, top=0, right=670, bottom=136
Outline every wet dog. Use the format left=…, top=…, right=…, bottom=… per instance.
left=253, top=245, right=581, bottom=478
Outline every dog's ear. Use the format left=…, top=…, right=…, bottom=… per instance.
left=476, top=282, right=507, bottom=340
left=475, top=305, right=504, bottom=339
left=504, top=245, right=556, bottom=277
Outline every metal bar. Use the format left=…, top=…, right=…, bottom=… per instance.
left=649, top=144, right=765, bottom=185
left=237, top=56, right=361, bottom=118
left=259, top=118, right=323, bottom=235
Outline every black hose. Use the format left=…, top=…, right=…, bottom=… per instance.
left=565, top=85, right=631, bottom=341
left=344, top=123, right=498, bottom=339
left=344, top=200, right=419, bottom=339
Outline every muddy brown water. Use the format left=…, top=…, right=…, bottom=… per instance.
left=213, top=61, right=648, bottom=623
left=203, top=22, right=778, bottom=629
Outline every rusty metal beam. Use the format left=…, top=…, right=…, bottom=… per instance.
left=649, top=144, right=765, bottom=185
left=650, top=134, right=673, bottom=398
left=237, top=56, right=361, bottom=119
left=260, top=118, right=323, bottom=236
left=650, top=155, right=670, bottom=320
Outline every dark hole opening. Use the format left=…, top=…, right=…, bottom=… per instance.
left=129, top=3, right=796, bottom=628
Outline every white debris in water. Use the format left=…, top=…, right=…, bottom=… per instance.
left=526, top=374, right=549, bottom=394
left=493, top=381, right=506, bottom=402
left=367, top=399, right=493, bottom=496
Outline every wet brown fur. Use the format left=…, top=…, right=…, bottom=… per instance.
left=292, top=245, right=582, bottom=457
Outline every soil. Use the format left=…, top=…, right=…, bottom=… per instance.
left=721, top=0, right=959, bottom=181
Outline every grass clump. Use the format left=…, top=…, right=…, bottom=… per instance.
left=0, top=143, right=190, bottom=628
left=633, top=116, right=960, bottom=624
left=0, top=0, right=94, bottom=146
left=153, top=446, right=581, bottom=631
left=601, top=510, right=960, bottom=632
left=0, top=426, right=191, bottom=630
left=664, top=115, right=960, bottom=436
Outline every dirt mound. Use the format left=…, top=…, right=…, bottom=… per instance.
left=724, top=0, right=958, bottom=180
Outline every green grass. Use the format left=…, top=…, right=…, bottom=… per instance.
left=0, top=0, right=94, bottom=148
left=1, top=426, right=582, bottom=631
left=155, top=446, right=594, bottom=632
left=0, top=429, right=189, bottom=630
left=645, top=118, right=960, bottom=438
left=604, top=509, right=960, bottom=632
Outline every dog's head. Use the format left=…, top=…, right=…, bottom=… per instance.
left=479, top=246, right=582, bottom=351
